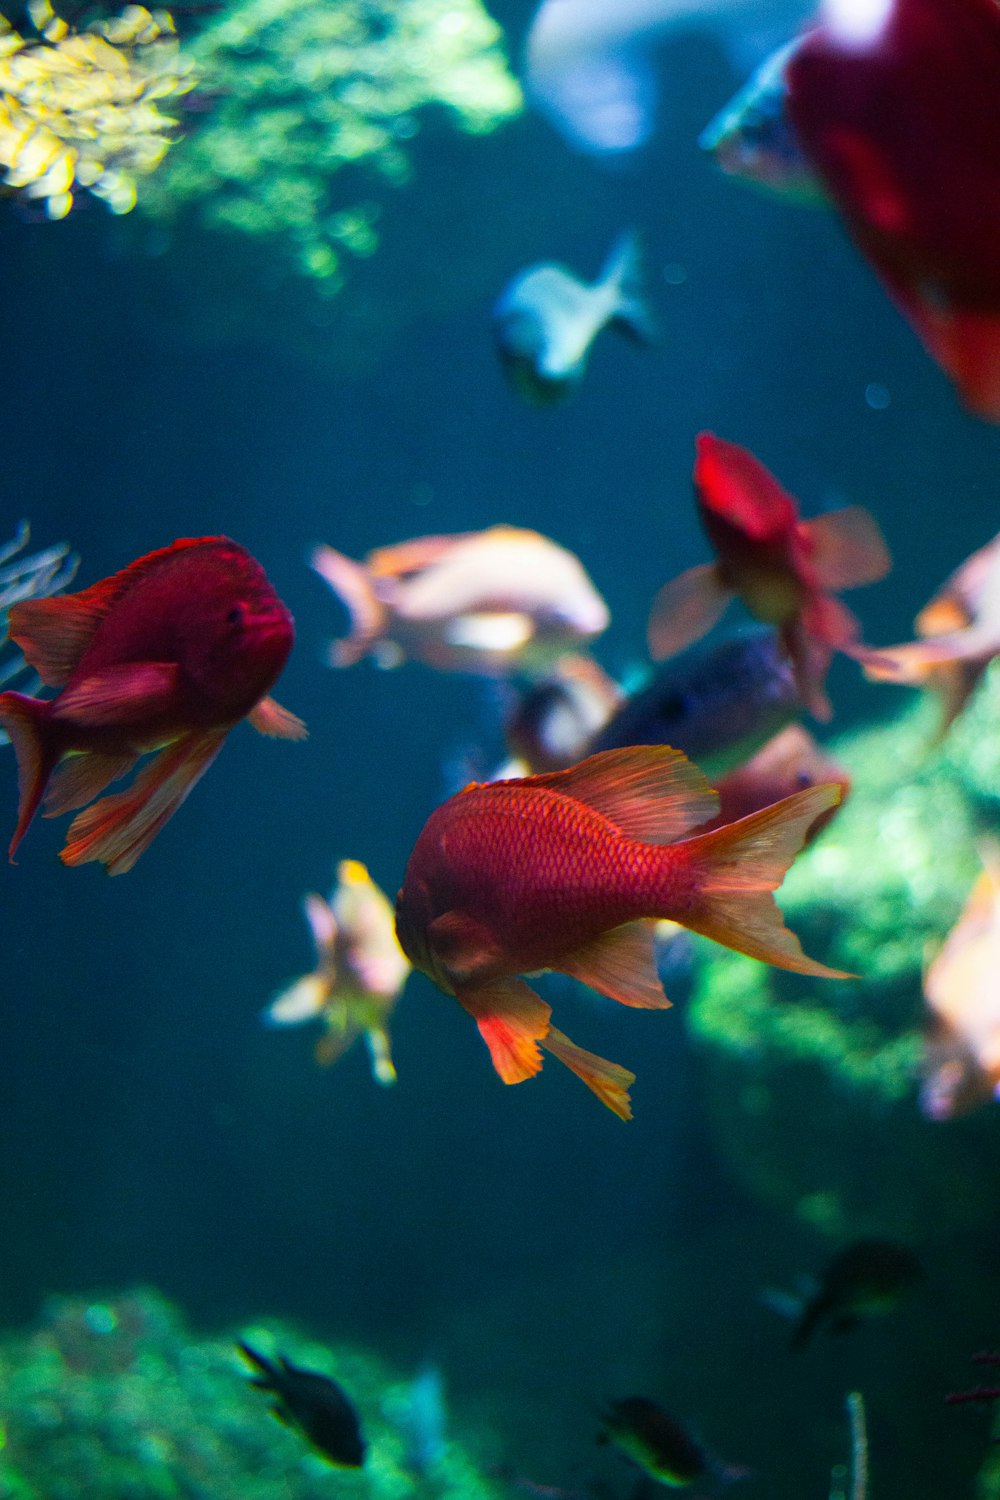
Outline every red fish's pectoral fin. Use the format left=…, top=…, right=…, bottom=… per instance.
left=557, top=920, right=671, bottom=1008
left=310, top=545, right=388, bottom=668
left=248, top=696, right=308, bottom=740
left=646, top=563, right=731, bottom=661
left=805, top=506, right=892, bottom=590
left=529, top=746, right=719, bottom=844
left=60, top=730, right=227, bottom=875
left=456, top=978, right=551, bottom=1085
left=43, top=749, right=138, bottom=817
left=541, top=1027, right=635, bottom=1121
left=0, top=691, right=60, bottom=860
left=427, top=910, right=506, bottom=982
left=682, top=785, right=855, bottom=978
left=51, top=663, right=180, bottom=728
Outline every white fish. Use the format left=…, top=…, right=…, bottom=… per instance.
left=525, top=0, right=812, bottom=154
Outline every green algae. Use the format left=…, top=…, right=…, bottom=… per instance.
left=139, top=0, right=522, bottom=287
left=0, top=1289, right=503, bottom=1500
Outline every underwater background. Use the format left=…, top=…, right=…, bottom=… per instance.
left=0, top=0, right=998, bottom=1494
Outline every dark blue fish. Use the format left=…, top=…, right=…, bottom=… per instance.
left=791, top=1240, right=923, bottom=1350
left=588, top=628, right=803, bottom=775
left=238, top=1341, right=366, bottom=1466
left=493, top=232, right=655, bottom=404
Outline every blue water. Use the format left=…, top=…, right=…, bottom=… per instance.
left=0, top=7, right=998, bottom=1498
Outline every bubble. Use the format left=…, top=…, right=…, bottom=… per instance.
left=864, top=381, right=891, bottom=410
left=663, top=262, right=687, bottom=286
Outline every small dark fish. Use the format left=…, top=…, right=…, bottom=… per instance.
left=791, top=1240, right=923, bottom=1350
left=237, top=1341, right=366, bottom=1466
left=493, top=232, right=655, bottom=405
left=599, top=1396, right=746, bottom=1489
left=588, top=629, right=803, bottom=777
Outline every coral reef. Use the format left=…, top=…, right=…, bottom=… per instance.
left=687, top=670, right=1000, bottom=1239
left=0, top=1287, right=504, bottom=1499
left=139, top=0, right=522, bottom=289
left=0, top=0, right=195, bottom=218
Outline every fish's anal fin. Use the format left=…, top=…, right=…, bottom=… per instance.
left=60, top=729, right=227, bottom=874
left=51, top=662, right=180, bottom=727
left=557, top=919, right=670, bottom=1008
left=541, top=1026, right=635, bottom=1120
left=804, top=506, right=891, bottom=591
left=647, top=562, right=731, bottom=661
left=43, top=748, right=138, bottom=817
left=248, top=696, right=308, bottom=739
left=456, top=977, right=551, bottom=1084
left=527, top=745, right=719, bottom=845
left=683, top=784, right=855, bottom=978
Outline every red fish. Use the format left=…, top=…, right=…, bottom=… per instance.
left=785, top=0, right=1000, bottom=422
left=710, top=724, right=850, bottom=836
left=394, top=744, right=849, bottom=1119
left=0, top=536, right=304, bottom=874
left=647, top=433, right=890, bottom=719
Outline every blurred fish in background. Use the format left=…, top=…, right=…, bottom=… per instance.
left=524, top=0, right=811, bottom=155
left=860, top=531, right=1000, bottom=736
left=312, top=526, right=610, bottom=676
left=0, top=522, right=78, bottom=721
left=493, top=232, right=656, bottom=405
left=921, top=844, right=1000, bottom=1121
left=265, top=859, right=410, bottom=1084
left=598, top=1394, right=747, bottom=1488
left=770, top=1238, right=923, bottom=1350
left=708, top=723, right=850, bottom=835
left=237, top=1340, right=366, bottom=1466
left=647, top=432, right=891, bottom=719
left=502, top=653, right=622, bottom=773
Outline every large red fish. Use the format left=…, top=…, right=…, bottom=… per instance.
left=647, top=433, right=890, bottom=719
left=0, top=536, right=304, bottom=874
left=785, top=0, right=1000, bottom=422
left=394, top=744, right=849, bottom=1119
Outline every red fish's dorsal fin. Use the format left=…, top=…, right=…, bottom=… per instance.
left=527, top=745, right=720, bottom=844
left=541, top=1026, right=635, bottom=1120
left=804, top=506, right=892, bottom=591
left=60, top=728, right=227, bottom=874
left=695, top=432, right=798, bottom=538
left=646, top=562, right=731, bottom=661
left=680, top=784, right=854, bottom=977
left=456, top=977, right=551, bottom=1083
left=8, top=537, right=226, bottom=688
left=557, top=919, right=671, bottom=1009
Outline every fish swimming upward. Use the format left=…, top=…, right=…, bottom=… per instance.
left=786, top=0, right=1000, bottom=423
left=238, top=1341, right=366, bottom=1467
left=647, top=433, right=891, bottom=719
left=394, top=744, right=849, bottom=1119
left=0, top=536, right=305, bottom=874
left=312, top=525, right=609, bottom=676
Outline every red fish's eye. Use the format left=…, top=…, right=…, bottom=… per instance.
left=227, top=604, right=246, bottom=626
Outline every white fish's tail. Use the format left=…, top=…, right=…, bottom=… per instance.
left=310, top=545, right=389, bottom=668
left=600, top=230, right=658, bottom=344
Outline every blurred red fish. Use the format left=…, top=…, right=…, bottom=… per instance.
left=394, top=744, right=849, bottom=1119
left=0, top=536, right=305, bottom=874
left=710, top=724, right=850, bottom=836
left=786, top=0, right=1000, bottom=422
left=647, top=433, right=890, bottom=719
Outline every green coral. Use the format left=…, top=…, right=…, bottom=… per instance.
left=686, top=676, right=1000, bottom=1238
left=139, top=0, right=522, bottom=287
left=0, top=1289, right=504, bottom=1500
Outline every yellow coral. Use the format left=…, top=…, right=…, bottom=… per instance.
left=0, top=1, right=196, bottom=218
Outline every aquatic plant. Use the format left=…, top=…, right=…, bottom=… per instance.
left=687, top=674, right=1000, bottom=1238
left=0, top=1287, right=504, bottom=1499
left=140, top=0, right=523, bottom=289
left=0, top=0, right=196, bottom=218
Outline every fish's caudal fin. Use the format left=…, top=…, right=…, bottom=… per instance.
left=541, top=1026, right=635, bottom=1120
left=680, top=785, right=853, bottom=978
left=0, top=691, right=59, bottom=861
left=310, top=545, right=388, bottom=668
left=602, top=231, right=658, bottom=345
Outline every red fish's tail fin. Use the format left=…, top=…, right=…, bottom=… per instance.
left=310, top=545, right=388, bottom=668
left=679, top=785, right=853, bottom=978
left=0, top=691, right=59, bottom=861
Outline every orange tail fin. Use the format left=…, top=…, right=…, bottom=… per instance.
left=0, top=691, right=59, bottom=861
left=541, top=1027, right=635, bottom=1120
left=680, top=784, right=853, bottom=978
